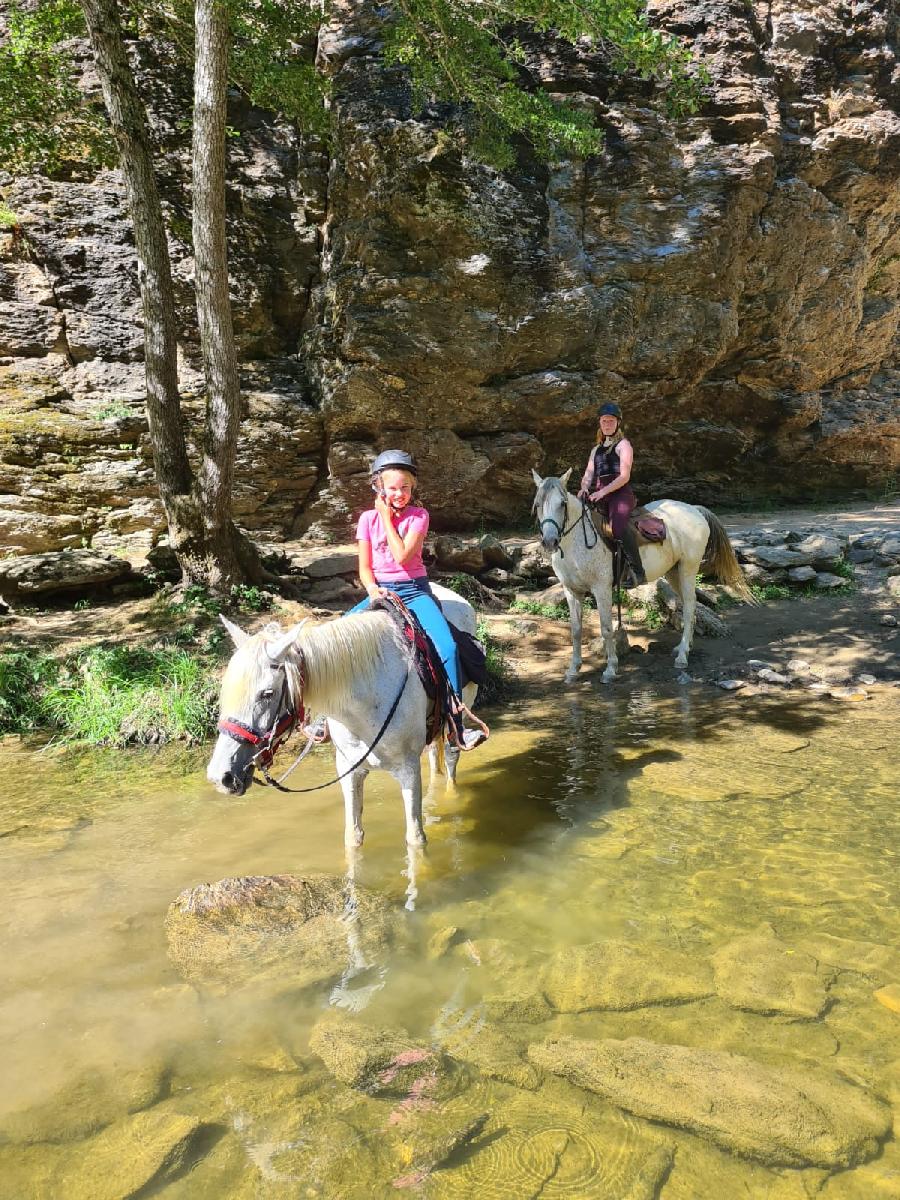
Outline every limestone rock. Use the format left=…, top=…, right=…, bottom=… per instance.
left=0, top=549, right=131, bottom=597
left=792, top=534, right=845, bottom=569
left=744, top=546, right=817, bottom=570
left=432, top=536, right=486, bottom=575
left=441, top=1021, right=541, bottom=1090
left=513, top=543, right=555, bottom=580
left=711, top=929, right=830, bottom=1018
left=541, top=940, right=713, bottom=1013
left=164, top=874, right=394, bottom=995
left=788, top=566, right=817, bottom=583
left=0, top=1063, right=169, bottom=1145
left=526, top=1036, right=891, bottom=1168
left=309, top=1011, right=466, bottom=1099
left=815, top=572, right=848, bottom=589
left=389, top=1108, right=489, bottom=1186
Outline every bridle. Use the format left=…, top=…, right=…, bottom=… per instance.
left=217, top=667, right=305, bottom=783
left=216, top=648, right=411, bottom=794
left=536, top=483, right=599, bottom=557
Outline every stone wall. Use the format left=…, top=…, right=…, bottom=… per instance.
left=0, top=0, right=897, bottom=554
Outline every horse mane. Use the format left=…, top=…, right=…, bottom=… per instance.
left=219, top=610, right=401, bottom=718
left=293, top=610, right=401, bottom=711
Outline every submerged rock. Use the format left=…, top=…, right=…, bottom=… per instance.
left=874, top=984, right=900, bottom=1015
left=164, top=874, right=394, bottom=995
left=712, top=929, right=831, bottom=1019
left=441, top=1020, right=541, bottom=1090
left=389, top=1108, right=489, bottom=1189
left=541, top=940, right=713, bottom=1013
left=527, top=1036, right=891, bottom=1169
left=0, top=1062, right=169, bottom=1144
left=309, top=1011, right=467, bottom=1100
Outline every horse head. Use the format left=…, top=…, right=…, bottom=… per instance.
left=531, top=467, right=573, bottom=552
left=206, top=616, right=306, bottom=796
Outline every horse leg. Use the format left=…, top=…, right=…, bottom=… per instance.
left=593, top=582, right=618, bottom=682
left=444, top=742, right=461, bottom=789
left=397, top=760, right=426, bottom=847
left=340, top=767, right=368, bottom=848
left=563, top=586, right=583, bottom=683
left=674, top=559, right=699, bottom=670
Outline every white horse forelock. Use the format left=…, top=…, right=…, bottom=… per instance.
left=219, top=610, right=402, bottom=718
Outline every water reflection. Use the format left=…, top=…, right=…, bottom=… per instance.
left=0, top=685, right=898, bottom=1195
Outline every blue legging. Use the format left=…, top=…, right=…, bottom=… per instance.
left=346, top=578, right=462, bottom=695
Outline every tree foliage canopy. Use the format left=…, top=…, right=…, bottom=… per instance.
left=0, top=0, right=704, bottom=174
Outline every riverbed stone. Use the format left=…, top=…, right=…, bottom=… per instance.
left=309, top=1011, right=467, bottom=1099
left=0, top=1108, right=217, bottom=1200
left=541, top=940, right=713, bottom=1013
left=526, top=1036, right=891, bottom=1168
left=0, top=1062, right=169, bottom=1145
left=389, top=1107, right=489, bottom=1188
left=711, top=929, right=830, bottom=1018
left=815, top=572, right=847, bottom=589
left=164, top=874, right=395, bottom=996
left=743, top=546, right=817, bottom=570
left=787, top=566, right=817, bottom=584
left=441, top=1020, right=541, bottom=1090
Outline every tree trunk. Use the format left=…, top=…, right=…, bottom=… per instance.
left=80, top=0, right=263, bottom=592
left=192, top=0, right=244, bottom=590
left=79, top=0, right=202, bottom=558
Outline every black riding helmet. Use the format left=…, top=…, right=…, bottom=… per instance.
left=598, top=402, right=622, bottom=420
left=370, top=449, right=418, bottom=476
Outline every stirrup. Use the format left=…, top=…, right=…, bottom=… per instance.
left=302, top=716, right=330, bottom=745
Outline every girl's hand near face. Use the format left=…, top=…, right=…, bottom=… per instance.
left=373, top=493, right=392, bottom=522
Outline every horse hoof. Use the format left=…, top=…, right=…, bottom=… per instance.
left=345, top=832, right=365, bottom=849
left=601, top=670, right=617, bottom=684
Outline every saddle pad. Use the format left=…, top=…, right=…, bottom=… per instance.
left=634, top=515, right=666, bottom=544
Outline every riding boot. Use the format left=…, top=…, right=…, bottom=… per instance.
left=618, top=526, right=647, bottom=588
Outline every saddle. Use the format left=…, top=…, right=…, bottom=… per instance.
left=593, top=506, right=667, bottom=548
left=372, top=593, right=487, bottom=747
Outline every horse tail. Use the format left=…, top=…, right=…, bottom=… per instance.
left=697, top=507, right=758, bottom=604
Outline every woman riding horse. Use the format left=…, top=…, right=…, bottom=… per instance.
left=578, top=402, right=645, bottom=587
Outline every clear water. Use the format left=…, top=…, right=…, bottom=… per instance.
left=0, top=686, right=898, bottom=1197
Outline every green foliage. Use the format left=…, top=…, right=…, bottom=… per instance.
left=386, top=0, right=705, bottom=166
left=0, top=0, right=113, bottom=173
left=0, top=204, right=21, bottom=228
left=0, top=650, right=60, bottom=733
left=3, top=0, right=703, bottom=175
left=42, top=644, right=219, bottom=744
left=750, top=582, right=792, bottom=603
left=509, top=596, right=570, bottom=619
left=92, top=401, right=132, bottom=420
left=475, top=617, right=510, bottom=702
left=830, top=559, right=855, bottom=582
left=448, top=572, right=484, bottom=604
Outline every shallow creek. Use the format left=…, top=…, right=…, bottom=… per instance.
left=1, top=685, right=898, bottom=1198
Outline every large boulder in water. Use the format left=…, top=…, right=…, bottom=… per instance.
left=164, top=875, right=395, bottom=995
left=540, top=940, right=713, bottom=1012
left=527, top=1036, right=891, bottom=1169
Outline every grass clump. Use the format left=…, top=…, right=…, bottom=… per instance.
left=509, top=597, right=570, bottom=620
left=0, top=650, right=59, bottom=733
left=475, top=619, right=510, bottom=703
left=41, top=645, right=219, bottom=745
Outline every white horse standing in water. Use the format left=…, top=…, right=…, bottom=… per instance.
left=206, top=584, right=478, bottom=848
left=531, top=469, right=755, bottom=682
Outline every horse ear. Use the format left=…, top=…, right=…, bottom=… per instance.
left=220, top=614, right=249, bottom=647
left=559, top=467, right=573, bottom=489
left=531, top=468, right=543, bottom=487
left=266, top=620, right=308, bottom=663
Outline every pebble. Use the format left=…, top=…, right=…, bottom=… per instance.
left=747, top=659, right=774, bottom=672
left=874, top=985, right=900, bottom=1015
left=828, top=687, right=867, bottom=702
left=858, top=674, right=877, bottom=685
left=716, top=679, right=746, bottom=690
left=880, top=613, right=898, bottom=627
left=786, top=659, right=810, bottom=673
left=758, top=669, right=791, bottom=684
left=807, top=681, right=831, bottom=692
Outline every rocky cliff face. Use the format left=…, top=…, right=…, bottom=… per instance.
left=0, top=0, right=897, bottom=554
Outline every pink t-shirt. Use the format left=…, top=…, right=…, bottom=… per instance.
left=356, top=505, right=429, bottom=582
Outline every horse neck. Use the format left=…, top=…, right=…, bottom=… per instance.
left=293, top=611, right=394, bottom=714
